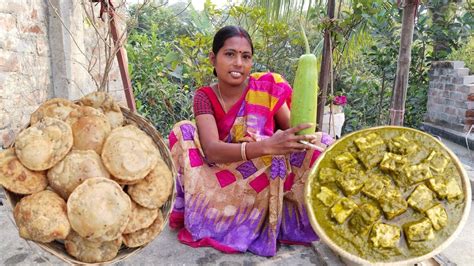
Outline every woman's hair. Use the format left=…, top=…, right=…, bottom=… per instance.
left=212, top=25, right=254, bottom=76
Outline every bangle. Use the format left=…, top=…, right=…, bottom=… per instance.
left=241, top=142, right=248, bottom=161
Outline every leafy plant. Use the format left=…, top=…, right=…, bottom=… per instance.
left=448, top=35, right=474, bottom=73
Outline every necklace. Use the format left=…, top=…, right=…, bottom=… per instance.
left=216, top=84, right=228, bottom=112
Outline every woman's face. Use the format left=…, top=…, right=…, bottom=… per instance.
left=210, top=36, right=253, bottom=87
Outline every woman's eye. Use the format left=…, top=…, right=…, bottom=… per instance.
left=225, top=52, right=234, bottom=57
left=244, top=55, right=252, bottom=60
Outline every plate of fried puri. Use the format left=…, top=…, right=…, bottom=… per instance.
left=0, top=91, right=176, bottom=264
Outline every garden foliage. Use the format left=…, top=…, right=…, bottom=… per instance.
left=126, top=1, right=473, bottom=136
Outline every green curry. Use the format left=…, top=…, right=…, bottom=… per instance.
left=308, top=127, right=465, bottom=262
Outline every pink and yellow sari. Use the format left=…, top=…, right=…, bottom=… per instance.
left=168, top=72, right=334, bottom=256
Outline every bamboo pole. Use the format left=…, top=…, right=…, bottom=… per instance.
left=390, top=0, right=417, bottom=125
left=316, top=0, right=335, bottom=131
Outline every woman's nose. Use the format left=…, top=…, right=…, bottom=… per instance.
left=234, top=55, right=243, bottom=66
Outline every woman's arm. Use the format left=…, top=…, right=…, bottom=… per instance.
left=274, top=102, right=291, bottom=130
left=196, top=113, right=315, bottom=164
left=195, top=114, right=267, bottom=163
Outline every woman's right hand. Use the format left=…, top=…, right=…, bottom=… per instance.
left=262, top=123, right=317, bottom=155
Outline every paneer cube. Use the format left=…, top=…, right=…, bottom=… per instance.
left=349, top=203, right=381, bottom=234
left=354, top=133, right=385, bottom=151
left=445, top=178, right=463, bottom=202
left=427, top=176, right=463, bottom=201
left=330, top=197, right=357, bottom=224
left=316, top=186, right=340, bottom=207
left=426, top=204, right=448, bottom=230
left=403, top=218, right=434, bottom=244
left=319, top=167, right=341, bottom=184
left=336, top=169, right=366, bottom=196
left=427, top=176, right=448, bottom=199
left=334, top=152, right=359, bottom=172
left=380, top=152, right=408, bottom=172
left=407, top=184, right=437, bottom=213
left=379, top=188, right=408, bottom=219
left=361, top=174, right=391, bottom=200
left=388, top=134, right=418, bottom=155
left=357, top=144, right=386, bottom=170
left=370, top=223, right=401, bottom=248
left=403, top=163, right=433, bottom=184
left=425, top=150, right=450, bottom=173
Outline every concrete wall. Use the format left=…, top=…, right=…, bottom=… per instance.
left=0, top=0, right=125, bottom=149
left=425, top=61, right=474, bottom=132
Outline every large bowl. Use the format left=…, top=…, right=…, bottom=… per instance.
left=3, top=107, right=177, bottom=265
left=305, top=126, right=471, bottom=265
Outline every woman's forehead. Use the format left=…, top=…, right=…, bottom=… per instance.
left=221, top=36, right=252, bottom=53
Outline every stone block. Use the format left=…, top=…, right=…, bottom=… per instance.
left=456, top=100, right=467, bottom=109
left=432, top=103, right=444, bottom=113
left=0, top=13, right=16, bottom=32
left=434, top=97, right=443, bottom=105
left=467, top=102, right=474, bottom=109
left=453, top=77, right=464, bottom=84
left=468, top=94, right=474, bottom=101
left=467, top=110, right=474, bottom=118
left=456, top=85, right=473, bottom=94
left=452, top=61, right=466, bottom=69
left=443, top=91, right=451, bottom=97
left=464, top=76, right=474, bottom=85
left=466, top=85, right=474, bottom=95
left=452, top=92, right=467, bottom=101
left=0, top=53, right=19, bottom=72
left=430, top=82, right=442, bottom=89
left=454, top=68, right=470, bottom=77
left=0, top=2, right=26, bottom=14
left=445, top=106, right=456, bottom=115
left=441, top=76, right=452, bottom=83
left=445, top=99, right=455, bottom=106
left=458, top=108, right=468, bottom=117
left=445, top=84, right=455, bottom=91
left=432, top=61, right=465, bottom=69
left=439, top=113, right=449, bottom=122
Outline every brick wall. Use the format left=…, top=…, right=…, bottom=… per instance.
left=0, top=1, right=126, bottom=149
left=0, top=1, right=52, bottom=148
left=425, top=61, right=474, bottom=132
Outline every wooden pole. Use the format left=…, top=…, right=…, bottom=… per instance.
left=390, top=0, right=417, bottom=125
left=95, top=0, right=136, bottom=112
left=316, top=0, right=335, bottom=131
left=109, top=15, right=136, bottom=112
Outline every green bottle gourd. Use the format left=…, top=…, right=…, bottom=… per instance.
left=290, top=22, right=318, bottom=135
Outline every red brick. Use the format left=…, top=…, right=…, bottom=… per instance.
left=24, top=25, right=43, bottom=34
left=31, top=9, right=38, bottom=19
left=465, top=117, right=474, bottom=127
left=466, top=110, right=474, bottom=118
left=468, top=94, right=474, bottom=101
left=445, top=107, right=456, bottom=115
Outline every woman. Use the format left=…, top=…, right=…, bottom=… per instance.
left=168, top=25, right=333, bottom=256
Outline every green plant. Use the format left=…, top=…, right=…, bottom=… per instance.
left=448, top=35, right=474, bottom=73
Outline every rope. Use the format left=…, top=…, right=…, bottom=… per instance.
left=389, top=108, right=405, bottom=124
